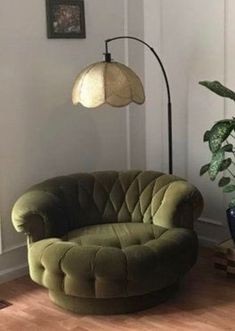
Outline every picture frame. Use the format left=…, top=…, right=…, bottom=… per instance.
left=46, top=0, right=86, bottom=39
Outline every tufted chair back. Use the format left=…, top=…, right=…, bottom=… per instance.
left=12, top=170, right=203, bottom=242
left=68, top=171, right=179, bottom=227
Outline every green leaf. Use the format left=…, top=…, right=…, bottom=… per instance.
left=200, top=164, right=210, bottom=176
left=218, top=177, right=231, bottom=187
left=203, top=130, right=210, bottom=142
left=229, top=198, right=235, bottom=208
left=199, top=80, right=235, bottom=101
left=222, top=144, right=234, bottom=152
left=219, top=158, right=232, bottom=171
left=208, top=120, right=235, bottom=153
left=208, top=149, right=225, bottom=181
left=223, top=185, right=235, bottom=193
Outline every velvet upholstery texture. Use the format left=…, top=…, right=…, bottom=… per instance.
left=12, top=171, right=203, bottom=314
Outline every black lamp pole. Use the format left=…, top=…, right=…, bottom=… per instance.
left=104, top=36, right=173, bottom=175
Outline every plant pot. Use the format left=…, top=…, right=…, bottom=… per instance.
left=226, top=207, right=235, bottom=241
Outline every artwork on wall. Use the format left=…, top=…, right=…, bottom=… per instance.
left=46, top=0, right=86, bottom=39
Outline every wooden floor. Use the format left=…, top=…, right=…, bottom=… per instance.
left=0, top=249, right=235, bottom=331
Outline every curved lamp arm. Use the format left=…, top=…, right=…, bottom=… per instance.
left=105, top=36, right=173, bottom=174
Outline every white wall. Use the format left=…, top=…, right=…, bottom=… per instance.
left=127, top=0, right=146, bottom=169
left=144, top=0, right=164, bottom=172
left=145, top=0, right=232, bottom=245
left=0, top=0, right=145, bottom=282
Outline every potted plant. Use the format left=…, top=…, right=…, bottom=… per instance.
left=199, top=80, right=235, bottom=240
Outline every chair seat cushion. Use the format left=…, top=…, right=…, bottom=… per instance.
left=29, top=223, right=198, bottom=299
left=65, top=223, right=168, bottom=248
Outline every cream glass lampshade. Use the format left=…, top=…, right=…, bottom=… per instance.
left=72, top=35, right=173, bottom=174
left=72, top=61, right=145, bottom=108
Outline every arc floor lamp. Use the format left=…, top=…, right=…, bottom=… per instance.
left=72, top=36, right=173, bottom=174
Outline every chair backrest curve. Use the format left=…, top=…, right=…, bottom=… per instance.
left=33, top=170, right=183, bottom=229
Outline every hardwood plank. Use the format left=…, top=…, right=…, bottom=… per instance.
left=0, top=252, right=235, bottom=330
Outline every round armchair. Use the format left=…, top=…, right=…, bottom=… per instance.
left=12, top=171, right=203, bottom=314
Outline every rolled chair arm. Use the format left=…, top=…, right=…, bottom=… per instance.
left=153, top=180, right=203, bottom=229
left=12, top=190, right=69, bottom=243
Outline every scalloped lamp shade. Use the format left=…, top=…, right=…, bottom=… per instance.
left=72, top=61, right=145, bottom=108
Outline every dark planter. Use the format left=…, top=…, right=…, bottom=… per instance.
left=226, top=207, right=235, bottom=241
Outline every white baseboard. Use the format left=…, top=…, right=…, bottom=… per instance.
left=0, top=263, right=28, bottom=284
left=196, top=216, right=229, bottom=247
left=198, top=235, right=218, bottom=247
left=3, top=242, right=27, bottom=254
left=0, top=241, right=28, bottom=284
left=197, top=217, right=224, bottom=227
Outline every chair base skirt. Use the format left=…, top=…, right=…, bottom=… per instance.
left=49, top=282, right=179, bottom=315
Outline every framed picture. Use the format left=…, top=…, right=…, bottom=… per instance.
left=46, top=0, right=86, bottom=39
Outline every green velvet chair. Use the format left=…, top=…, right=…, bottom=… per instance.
left=12, top=171, right=203, bottom=314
